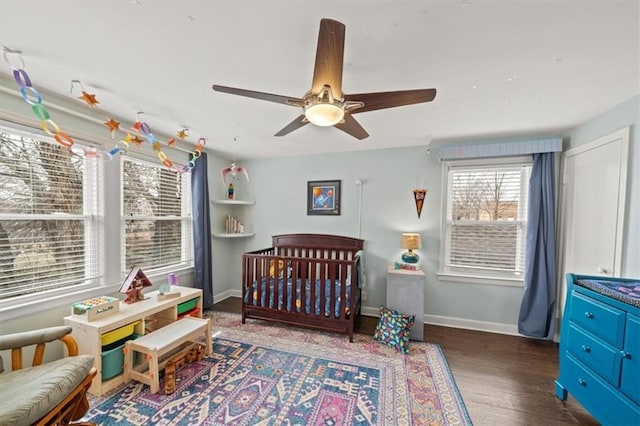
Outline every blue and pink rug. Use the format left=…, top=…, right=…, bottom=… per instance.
left=84, top=312, right=472, bottom=425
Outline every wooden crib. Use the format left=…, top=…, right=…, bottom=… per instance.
left=242, top=233, right=364, bottom=342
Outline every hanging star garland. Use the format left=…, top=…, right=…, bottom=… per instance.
left=4, top=47, right=204, bottom=172
left=177, top=128, right=188, bottom=139
left=129, top=135, right=144, bottom=146
left=71, top=82, right=196, bottom=169
left=104, top=118, right=120, bottom=133
left=3, top=47, right=75, bottom=148
left=78, top=90, right=99, bottom=106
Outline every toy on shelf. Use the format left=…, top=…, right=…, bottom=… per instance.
left=158, top=283, right=181, bottom=300
left=72, top=296, right=119, bottom=321
left=120, top=266, right=153, bottom=303
left=225, top=214, right=245, bottom=234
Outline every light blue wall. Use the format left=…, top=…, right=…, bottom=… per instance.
left=221, top=145, right=526, bottom=333
left=566, top=96, right=639, bottom=277
left=216, top=96, right=640, bottom=333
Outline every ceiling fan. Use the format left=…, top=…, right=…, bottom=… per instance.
left=212, top=18, right=437, bottom=140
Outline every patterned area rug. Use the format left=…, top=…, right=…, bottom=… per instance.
left=84, top=312, right=472, bottom=425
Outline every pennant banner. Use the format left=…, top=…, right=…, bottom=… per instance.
left=413, top=189, right=427, bottom=218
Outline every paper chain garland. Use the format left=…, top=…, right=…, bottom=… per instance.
left=3, top=48, right=204, bottom=172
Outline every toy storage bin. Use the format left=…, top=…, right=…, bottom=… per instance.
left=177, top=298, right=198, bottom=315
left=177, top=306, right=200, bottom=319
left=100, top=320, right=140, bottom=346
left=101, top=334, right=140, bottom=381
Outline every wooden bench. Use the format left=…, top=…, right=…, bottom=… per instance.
left=123, top=316, right=212, bottom=393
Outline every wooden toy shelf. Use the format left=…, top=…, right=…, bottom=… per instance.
left=64, top=286, right=203, bottom=396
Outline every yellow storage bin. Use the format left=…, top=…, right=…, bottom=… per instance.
left=177, top=298, right=198, bottom=315
left=101, top=321, right=140, bottom=346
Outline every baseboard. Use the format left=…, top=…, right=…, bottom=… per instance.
left=422, top=313, right=520, bottom=336
left=360, top=305, right=381, bottom=317
left=215, top=292, right=520, bottom=337
left=361, top=305, right=519, bottom=336
left=215, top=288, right=242, bottom=303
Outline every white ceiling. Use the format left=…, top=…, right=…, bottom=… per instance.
left=0, top=1, right=638, bottom=160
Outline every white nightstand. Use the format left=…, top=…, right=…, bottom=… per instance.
left=386, top=265, right=425, bottom=341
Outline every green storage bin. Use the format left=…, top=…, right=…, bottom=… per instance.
left=101, top=334, right=139, bottom=381
left=177, top=298, right=198, bottom=315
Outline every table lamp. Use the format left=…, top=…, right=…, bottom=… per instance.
left=400, top=233, right=422, bottom=263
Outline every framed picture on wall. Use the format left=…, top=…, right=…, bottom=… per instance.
left=307, top=180, right=341, bottom=215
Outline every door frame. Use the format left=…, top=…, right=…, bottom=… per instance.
left=555, top=127, right=629, bottom=336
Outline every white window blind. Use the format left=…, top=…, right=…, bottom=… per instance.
left=441, top=158, right=531, bottom=281
left=122, top=157, right=192, bottom=272
left=0, top=127, right=102, bottom=299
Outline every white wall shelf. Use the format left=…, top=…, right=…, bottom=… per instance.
left=212, top=233, right=255, bottom=239
left=211, top=199, right=255, bottom=239
left=212, top=200, right=255, bottom=205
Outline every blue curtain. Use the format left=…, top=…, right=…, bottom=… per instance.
left=518, top=152, right=556, bottom=339
left=191, top=152, right=213, bottom=309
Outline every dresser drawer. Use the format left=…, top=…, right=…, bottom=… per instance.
left=564, top=354, right=640, bottom=425
left=621, top=314, right=640, bottom=405
left=566, top=324, right=620, bottom=384
left=570, top=290, right=625, bottom=347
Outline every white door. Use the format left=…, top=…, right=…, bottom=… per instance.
left=558, top=127, right=629, bottom=315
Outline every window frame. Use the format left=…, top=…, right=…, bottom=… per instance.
left=0, top=123, right=108, bottom=316
left=120, top=155, right=193, bottom=277
left=0, top=123, right=195, bottom=321
left=438, top=155, right=532, bottom=286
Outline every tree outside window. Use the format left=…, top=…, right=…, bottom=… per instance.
left=442, top=159, right=531, bottom=280
left=0, top=129, right=101, bottom=298
left=122, top=157, right=192, bottom=273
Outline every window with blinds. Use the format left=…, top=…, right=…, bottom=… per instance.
left=122, top=157, right=192, bottom=272
left=441, top=157, right=532, bottom=281
left=0, top=127, right=102, bottom=299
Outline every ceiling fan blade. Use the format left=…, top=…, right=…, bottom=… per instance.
left=334, top=114, right=369, bottom=140
left=311, top=19, right=345, bottom=97
left=345, top=89, right=437, bottom=114
left=212, top=85, right=303, bottom=106
left=274, top=115, right=309, bottom=137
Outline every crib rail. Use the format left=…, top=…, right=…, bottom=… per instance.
left=241, top=234, right=364, bottom=342
left=243, top=254, right=359, bottom=317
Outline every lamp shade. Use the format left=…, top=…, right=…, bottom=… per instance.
left=400, top=233, right=421, bottom=250
left=400, top=233, right=421, bottom=263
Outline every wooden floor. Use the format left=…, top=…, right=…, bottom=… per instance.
left=213, top=297, right=597, bottom=426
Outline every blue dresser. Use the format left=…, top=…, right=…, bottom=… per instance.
left=555, top=273, right=640, bottom=425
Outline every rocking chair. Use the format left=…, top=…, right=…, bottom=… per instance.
left=0, top=326, right=96, bottom=426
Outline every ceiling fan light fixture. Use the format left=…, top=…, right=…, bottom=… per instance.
left=304, top=102, right=345, bottom=126
left=212, top=19, right=437, bottom=139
